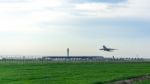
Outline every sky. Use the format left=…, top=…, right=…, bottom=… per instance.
left=0, top=0, right=150, bottom=58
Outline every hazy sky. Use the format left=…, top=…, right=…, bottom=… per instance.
left=0, top=0, right=150, bottom=58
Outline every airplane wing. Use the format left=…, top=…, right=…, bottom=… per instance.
left=110, top=49, right=117, bottom=50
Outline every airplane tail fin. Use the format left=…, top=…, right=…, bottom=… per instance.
left=103, top=45, right=107, bottom=49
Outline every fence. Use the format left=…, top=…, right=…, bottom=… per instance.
left=0, top=56, right=148, bottom=64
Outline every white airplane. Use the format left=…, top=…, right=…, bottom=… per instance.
left=100, top=45, right=117, bottom=52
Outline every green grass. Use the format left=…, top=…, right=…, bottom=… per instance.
left=134, top=80, right=150, bottom=84
left=0, top=62, right=149, bottom=84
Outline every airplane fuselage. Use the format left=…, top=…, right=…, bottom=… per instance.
left=100, top=45, right=116, bottom=52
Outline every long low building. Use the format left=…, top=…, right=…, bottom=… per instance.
left=42, top=56, right=104, bottom=61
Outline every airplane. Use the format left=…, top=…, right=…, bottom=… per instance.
left=99, top=45, right=117, bottom=52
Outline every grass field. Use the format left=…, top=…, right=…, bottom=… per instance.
left=0, top=62, right=149, bottom=84
left=134, top=80, right=150, bottom=84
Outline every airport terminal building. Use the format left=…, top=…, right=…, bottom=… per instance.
left=42, top=56, right=104, bottom=61
left=42, top=48, right=104, bottom=61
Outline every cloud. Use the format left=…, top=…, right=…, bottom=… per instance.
left=107, top=0, right=150, bottom=18
left=0, top=0, right=150, bottom=33
left=69, top=0, right=127, bottom=4
left=74, top=3, right=109, bottom=12
left=0, top=0, right=69, bottom=33
left=0, top=0, right=31, bottom=3
left=70, top=0, right=150, bottom=18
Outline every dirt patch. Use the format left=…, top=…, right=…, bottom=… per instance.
left=107, top=74, right=150, bottom=84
